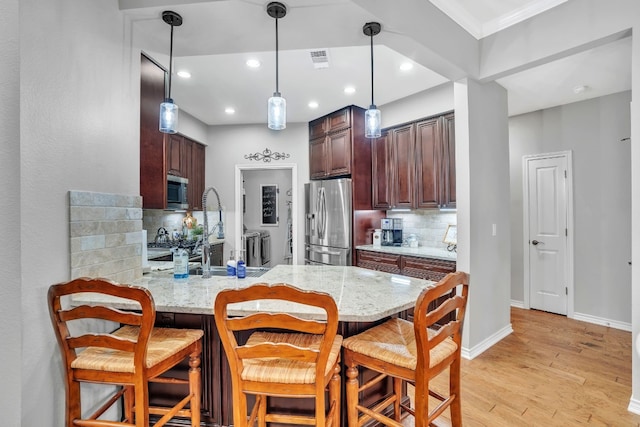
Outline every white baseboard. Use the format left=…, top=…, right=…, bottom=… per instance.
left=628, top=396, right=640, bottom=414
left=510, top=299, right=525, bottom=309
left=461, top=323, right=513, bottom=360
left=572, top=311, right=631, bottom=332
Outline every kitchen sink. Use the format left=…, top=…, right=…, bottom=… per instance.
left=188, top=266, right=269, bottom=278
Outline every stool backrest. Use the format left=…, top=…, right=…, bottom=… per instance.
left=48, top=277, right=155, bottom=372
left=414, top=271, right=469, bottom=377
left=214, top=283, right=338, bottom=381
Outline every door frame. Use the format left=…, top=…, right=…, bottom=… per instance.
left=234, top=163, right=298, bottom=265
left=522, top=151, right=575, bottom=317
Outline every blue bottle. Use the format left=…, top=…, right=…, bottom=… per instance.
left=236, top=250, right=246, bottom=279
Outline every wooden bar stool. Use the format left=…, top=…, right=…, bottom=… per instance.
left=343, top=271, right=469, bottom=427
left=214, top=283, right=342, bottom=426
left=48, top=277, right=203, bottom=427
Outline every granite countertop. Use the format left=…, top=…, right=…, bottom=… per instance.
left=356, top=244, right=457, bottom=261
left=73, top=265, right=435, bottom=322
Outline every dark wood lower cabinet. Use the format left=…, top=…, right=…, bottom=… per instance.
left=149, top=310, right=412, bottom=426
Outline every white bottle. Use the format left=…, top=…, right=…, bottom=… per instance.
left=373, top=229, right=382, bottom=247
left=226, top=250, right=236, bottom=277
left=173, top=246, right=189, bottom=281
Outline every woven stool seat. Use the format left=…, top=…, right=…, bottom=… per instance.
left=243, top=331, right=343, bottom=384
left=343, top=271, right=469, bottom=427
left=72, top=326, right=204, bottom=373
left=342, top=318, right=457, bottom=370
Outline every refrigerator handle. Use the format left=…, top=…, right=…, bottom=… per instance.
left=306, top=213, right=315, bottom=236
left=319, top=187, right=326, bottom=239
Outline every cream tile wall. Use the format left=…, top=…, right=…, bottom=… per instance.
left=386, top=210, right=457, bottom=249
left=69, top=191, right=143, bottom=283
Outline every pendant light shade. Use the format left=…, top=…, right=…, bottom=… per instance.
left=159, top=11, right=182, bottom=134
left=267, top=2, right=287, bottom=130
left=363, top=22, right=381, bottom=138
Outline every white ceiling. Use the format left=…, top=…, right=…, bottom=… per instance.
left=121, top=0, right=631, bottom=125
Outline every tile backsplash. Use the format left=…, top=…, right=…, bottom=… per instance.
left=69, top=191, right=143, bottom=283
left=386, top=210, right=457, bottom=249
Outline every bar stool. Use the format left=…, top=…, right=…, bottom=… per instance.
left=48, top=277, right=203, bottom=427
left=342, top=271, right=469, bottom=427
left=214, top=282, right=342, bottom=426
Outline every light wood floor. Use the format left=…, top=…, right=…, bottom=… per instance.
left=406, top=307, right=640, bottom=426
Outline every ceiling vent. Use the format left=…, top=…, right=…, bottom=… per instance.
left=309, top=49, right=330, bottom=69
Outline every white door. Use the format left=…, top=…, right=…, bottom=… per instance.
left=525, top=154, right=570, bottom=315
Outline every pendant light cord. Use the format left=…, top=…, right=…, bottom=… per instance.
left=275, top=17, right=279, bottom=95
left=369, top=31, right=374, bottom=107
left=168, top=22, right=174, bottom=99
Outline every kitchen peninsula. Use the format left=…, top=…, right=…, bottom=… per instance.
left=76, top=264, right=436, bottom=426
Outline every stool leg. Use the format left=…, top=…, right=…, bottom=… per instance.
left=449, top=357, right=462, bottom=427
left=329, top=363, right=341, bottom=427
left=258, top=394, right=267, bottom=427
left=188, top=351, right=202, bottom=427
left=345, top=362, right=360, bottom=427
left=66, top=377, right=81, bottom=427
left=393, top=377, right=402, bottom=422
left=123, top=385, right=134, bottom=423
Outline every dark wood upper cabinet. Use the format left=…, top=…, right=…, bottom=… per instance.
left=371, top=132, right=391, bottom=209
left=391, top=123, right=416, bottom=209
left=415, top=118, right=440, bottom=209
left=140, top=53, right=206, bottom=210
left=372, top=112, right=455, bottom=210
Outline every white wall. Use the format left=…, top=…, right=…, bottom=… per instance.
left=206, top=123, right=309, bottom=264
left=509, top=92, right=632, bottom=324
left=19, top=0, right=139, bottom=425
left=381, top=83, right=454, bottom=128
left=1, top=0, right=21, bottom=425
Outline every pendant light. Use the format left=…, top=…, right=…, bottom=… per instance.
left=267, top=2, right=287, bottom=130
left=363, top=22, right=381, bottom=138
left=159, top=11, right=183, bottom=134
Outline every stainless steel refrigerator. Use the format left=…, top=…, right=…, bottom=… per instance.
left=305, top=178, right=352, bottom=266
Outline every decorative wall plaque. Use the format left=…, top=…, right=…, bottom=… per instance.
left=244, top=148, right=290, bottom=162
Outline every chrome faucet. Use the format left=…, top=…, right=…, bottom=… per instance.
left=201, top=186, right=223, bottom=278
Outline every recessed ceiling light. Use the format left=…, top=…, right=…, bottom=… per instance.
left=177, top=70, right=191, bottom=78
left=246, top=59, right=261, bottom=68
left=308, top=101, right=319, bottom=109
left=225, top=107, right=236, bottom=114
left=399, top=62, right=413, bottom=72
left=344, top=86, right=356, bottom=94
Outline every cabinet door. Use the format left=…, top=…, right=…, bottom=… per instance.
left=401, top=255, right=456, bottom=281
left=190, top=141, right=206, bottom=210
left=440, top=113, right=456, bottom=209
left=327, top=107, right=351, bottom=133
left=309, top=117, right=326, bottom=140
left=415, top=118, right=440, bottom=209
left=356, top=250, right=401, bottom=274
left=372, top=132, right=392, bottom=209
left=391, top=124, right=415, bottom=208
left=309, top=137, right=327, bottom=179
left=326, top=128, right=351, bottom=177
left=166, top=134, right=184, bottom=177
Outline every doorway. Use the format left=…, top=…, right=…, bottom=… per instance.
left=234, top=163, right=298, bottom=265
left=523, top=151, right=574, bottom=316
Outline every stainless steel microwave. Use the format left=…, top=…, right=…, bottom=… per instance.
left=167, top=175, right=188, bottom=210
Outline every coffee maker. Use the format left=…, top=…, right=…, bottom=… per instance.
left=381, top=218, right=403, bottom=246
